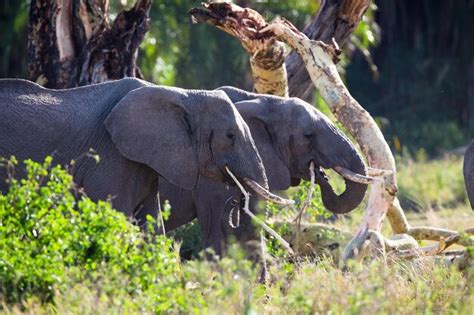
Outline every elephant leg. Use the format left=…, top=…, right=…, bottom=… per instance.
left=195, top=198, right=227, bottom=256
left=223, top=197, right=262, bottom=261
left=195, top=193, right=260, bottom=258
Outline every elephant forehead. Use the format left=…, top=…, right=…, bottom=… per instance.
left=206, top=101, right=247, bottom=130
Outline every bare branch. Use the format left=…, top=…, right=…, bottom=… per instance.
left=226, top=167, right=295, bottom=255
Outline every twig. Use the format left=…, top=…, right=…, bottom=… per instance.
left=156, top=191, right=166, bottom=237
left=293, top=162, right=316, bottom=226
left=226, top=167, right=295, bottom=255
left=228, top=198, right=241, bottom=228
left=260, top=231, right=270, bottom=285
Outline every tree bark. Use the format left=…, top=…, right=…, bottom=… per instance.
left=189, top=0, right=371, bottom=98
left=27, top=0, right=151, bottom=89
left=286, top=0, right=371, bottom=99
left=189, top=2, right=288, bottom=96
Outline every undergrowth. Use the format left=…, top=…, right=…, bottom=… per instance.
left=0, top=156, right=472, bottom=314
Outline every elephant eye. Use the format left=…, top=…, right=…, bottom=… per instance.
left=227, top=131, right=236, bottom=141
left=304, top=132, right=313, bottom=139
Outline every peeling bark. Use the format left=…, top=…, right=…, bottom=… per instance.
left=189, top=2, right=288, bottom=96
left=27, top=0, right=150, bottom=89
left=56, top=0, right=75, bottom=61
left=259, top=19, right=398, bottom=261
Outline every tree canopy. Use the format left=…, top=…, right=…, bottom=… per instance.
left=0, top=0, right=472, bottom=154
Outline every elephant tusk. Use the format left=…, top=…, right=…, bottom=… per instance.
left=225, top=167, right=295, bottom=255
left=334, top=166, right=381, bottom=185
left=243, top=177, right=295, bottom=206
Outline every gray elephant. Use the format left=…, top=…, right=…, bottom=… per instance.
left=160, top=87, right=369, bottom=254
left=464, top=141, right=474, bottom=209
left=0, top=78, right=277, bottom=226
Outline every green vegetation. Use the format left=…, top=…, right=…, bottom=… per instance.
left=0, top=157, right=198, bottom=312
left=397, top=152, right=468, bottom=211
left=0, top=0, right=473, bottom=312
left=0, top=157, right=472, bottom=313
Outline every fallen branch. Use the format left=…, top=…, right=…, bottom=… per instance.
left=226, top=167, right=295, bottom=255
left=397, top=230, right=474, bottom=259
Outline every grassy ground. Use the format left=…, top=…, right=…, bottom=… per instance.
left=1, top=155, right=473, bottom=314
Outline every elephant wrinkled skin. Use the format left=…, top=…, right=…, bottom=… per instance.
left=161, top=87, right=369, bottom=254
left=0, top=78, right=270, bottom=226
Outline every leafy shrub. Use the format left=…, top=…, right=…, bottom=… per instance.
left=0, top=157, right=187, bottom=309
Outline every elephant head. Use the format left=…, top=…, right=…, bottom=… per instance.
left=219, top=86, right=368, bottom=214
left=463, top=141, right=474, bottom=209
left=104, top=85, right=272, bottom=199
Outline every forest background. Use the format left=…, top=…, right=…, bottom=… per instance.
left=1, top=0, right=473, bottom=156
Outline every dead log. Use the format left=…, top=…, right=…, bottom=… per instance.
left=28, top=0, right=151, bottom=89
left=274, top=221, right=352, bottom=264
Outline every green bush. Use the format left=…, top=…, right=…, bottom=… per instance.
left=0, top=157, right=188, bottom=309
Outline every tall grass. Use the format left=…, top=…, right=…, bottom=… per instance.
left=397, top=152, right=467, bottom=211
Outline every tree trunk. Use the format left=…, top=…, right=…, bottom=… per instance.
left=286, top=0, right=371, bottom=99
left=27, top=0, right=151, bottom=89
left=189, top=1, right=370, bottom=99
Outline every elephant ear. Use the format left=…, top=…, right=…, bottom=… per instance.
left=105, top=86, right=198, bottom=190
left=236, top=99, right=291, bottom=191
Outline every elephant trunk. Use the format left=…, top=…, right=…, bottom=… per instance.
left=317, top=154, right=368, bottom=214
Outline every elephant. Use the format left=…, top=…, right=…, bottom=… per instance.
left=464, top=141, right=474, bottom=209
left=159, top=87, right=369, bottom=254
left=0, top=78, right=280, bottom=227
